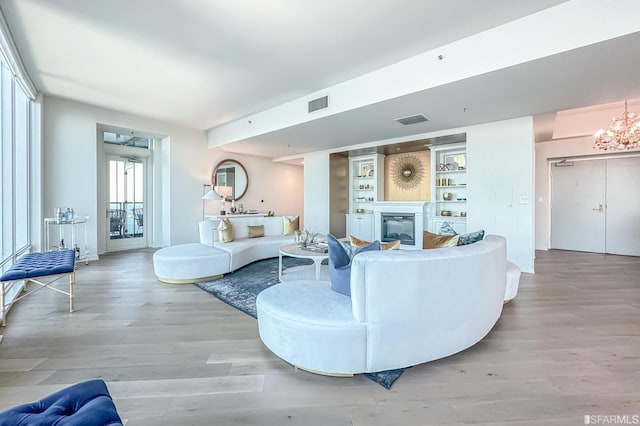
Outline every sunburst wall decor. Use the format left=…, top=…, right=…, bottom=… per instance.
left=390, top=154, right=425, bottom=190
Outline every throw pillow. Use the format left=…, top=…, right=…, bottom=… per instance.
left=349, top=235, right=400, bottom=250
left=423, top=230, right=459, bottom=249
left=217, top=218, right=234, bottom=243
left=438, top=222, right=485, bottom=246
left=283, top=215, right=299, bottom=235
left=247, top=225, right=264, bottom=238
left=458, top=229, right=485, bottom=245
left=328, top=233, right=380, bottom=296
left=438, top=221, right=457, bottom=236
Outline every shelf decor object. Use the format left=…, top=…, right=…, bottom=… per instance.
left=390, top=154, right=425, bottom=190
left=594, top=100, right=640, bottom=151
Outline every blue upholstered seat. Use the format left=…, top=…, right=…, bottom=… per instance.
left=0, top=379, right=123, bottom=426
left=0, top=250, right=75, bottom=282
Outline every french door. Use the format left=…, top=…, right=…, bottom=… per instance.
left=550, top=156, right=640, bottom=256
left=106, top=154, right=147, bottom=251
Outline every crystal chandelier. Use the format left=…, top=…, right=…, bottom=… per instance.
left=594, top=100, right=640, bottom=150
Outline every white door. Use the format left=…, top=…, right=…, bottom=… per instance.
left=605, top=157, right=640, bottom=256
left=106, top=155, right=147, bottom=251
left=550, top=156, right=640, bottom=256
left=550, top=160, right=606, bottom=253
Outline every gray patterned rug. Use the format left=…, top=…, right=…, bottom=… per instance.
left=194, top=256, right=405, bottom=389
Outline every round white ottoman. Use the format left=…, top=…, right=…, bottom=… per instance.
left=256, top=281, right=367, bottom=376
left=504, top=261, right=521, bottom=303
left=153, top=243, right=230, bottom=283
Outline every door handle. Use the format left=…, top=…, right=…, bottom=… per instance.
left=592, top=203, right=604, bottom=212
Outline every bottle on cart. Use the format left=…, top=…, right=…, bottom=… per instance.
left=74, top=244, right=80, bottom=259
left=59, top=239, right=66, bottom=250
left=56, top=207, right=63, bottom=224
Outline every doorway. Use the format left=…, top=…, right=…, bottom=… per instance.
left=102, top=131, right=152, bottom=252
left=550, top=156, right=640, bottom=255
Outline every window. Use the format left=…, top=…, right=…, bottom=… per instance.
left=0, top=55, right=32, bottom=269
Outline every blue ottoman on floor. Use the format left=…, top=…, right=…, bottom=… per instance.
left=0, top=379, right=123, bottom=426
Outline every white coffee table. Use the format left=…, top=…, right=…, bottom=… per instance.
left=279, top=243, right=329, bottom=281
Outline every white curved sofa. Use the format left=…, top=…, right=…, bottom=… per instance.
left=256, top=235, right=507, bottom=375
left=153, top=216, right=295, bottom=283
left=200, top=217, right=295, bottom=272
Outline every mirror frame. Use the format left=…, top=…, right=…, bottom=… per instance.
left=211, top=159, right=249, bottom=201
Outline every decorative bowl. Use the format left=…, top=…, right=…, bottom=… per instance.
left=441, top=210, right=452, bottom=216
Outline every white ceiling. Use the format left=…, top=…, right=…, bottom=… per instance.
left=3, top=0, right=640, bottom=158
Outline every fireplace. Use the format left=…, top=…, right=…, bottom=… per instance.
left=382, top=213, right=415, bottom=246
left=373, top=201, right=429, bottom=249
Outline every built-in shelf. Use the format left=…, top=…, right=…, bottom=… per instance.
left=347, top=154, right=384, bottom=239
left=430, top=142, right=467, bottom=233
left=435, top=169, right=466, bottom=174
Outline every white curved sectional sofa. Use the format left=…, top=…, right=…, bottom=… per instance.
left=256, top=235, right=508, bottom=375
left=153, top=216, right=294, bottom=283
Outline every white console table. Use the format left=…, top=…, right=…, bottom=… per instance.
left=205, top=213, right=267, bottom=220
left=44, top=217, right=90, bottom=264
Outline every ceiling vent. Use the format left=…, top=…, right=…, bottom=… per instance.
left=395, top=113, right=430, bottom=125
left=308, top=96, right=328, bottom=113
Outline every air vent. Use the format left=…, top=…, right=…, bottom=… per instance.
left=308, top=96, right=328, bottom=113
left=395, top=113, right=430, bottom=125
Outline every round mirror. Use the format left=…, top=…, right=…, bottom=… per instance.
left=211, top=159, right=248, bottom=200
left=402, top=168, right=413, bottom=178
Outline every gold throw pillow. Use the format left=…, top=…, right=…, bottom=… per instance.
left=422, top=230, right=459, bottom=249
left=248, top=225, right=264, bottom=238
left=217, top=218, right=234, bottom=243
left=349, top=235, right=401, bottom=250
left=283, top=215, right=299, bottom=235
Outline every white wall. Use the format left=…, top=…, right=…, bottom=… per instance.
left=43, top=96, right=211, bottom=255
left=42, top=96, right=303, bottom=257
left=467, top=117, right=535, bottom=273
left=206, top=154, right=303, bottom=219
left=303, top=151, right=330, bottom=233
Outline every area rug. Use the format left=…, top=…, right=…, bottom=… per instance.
left=194, top=256, right=405, bottom=389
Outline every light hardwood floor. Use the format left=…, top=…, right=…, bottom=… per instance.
left=0, top=249, right=638, bottom=425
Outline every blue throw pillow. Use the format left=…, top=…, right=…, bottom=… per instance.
left=327, top=234, right=380, bottom=296
left=439, top=221, right=457, bottom=236
left=327, top=233, right=351, bottom=268
left=437, top=222, right=485, bottom=246
left=458, top=229, right=485, bottom=245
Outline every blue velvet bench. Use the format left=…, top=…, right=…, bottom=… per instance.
left=0, top=379, right=123, bottom=426
left=1, top=250, right=76, bottom=327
